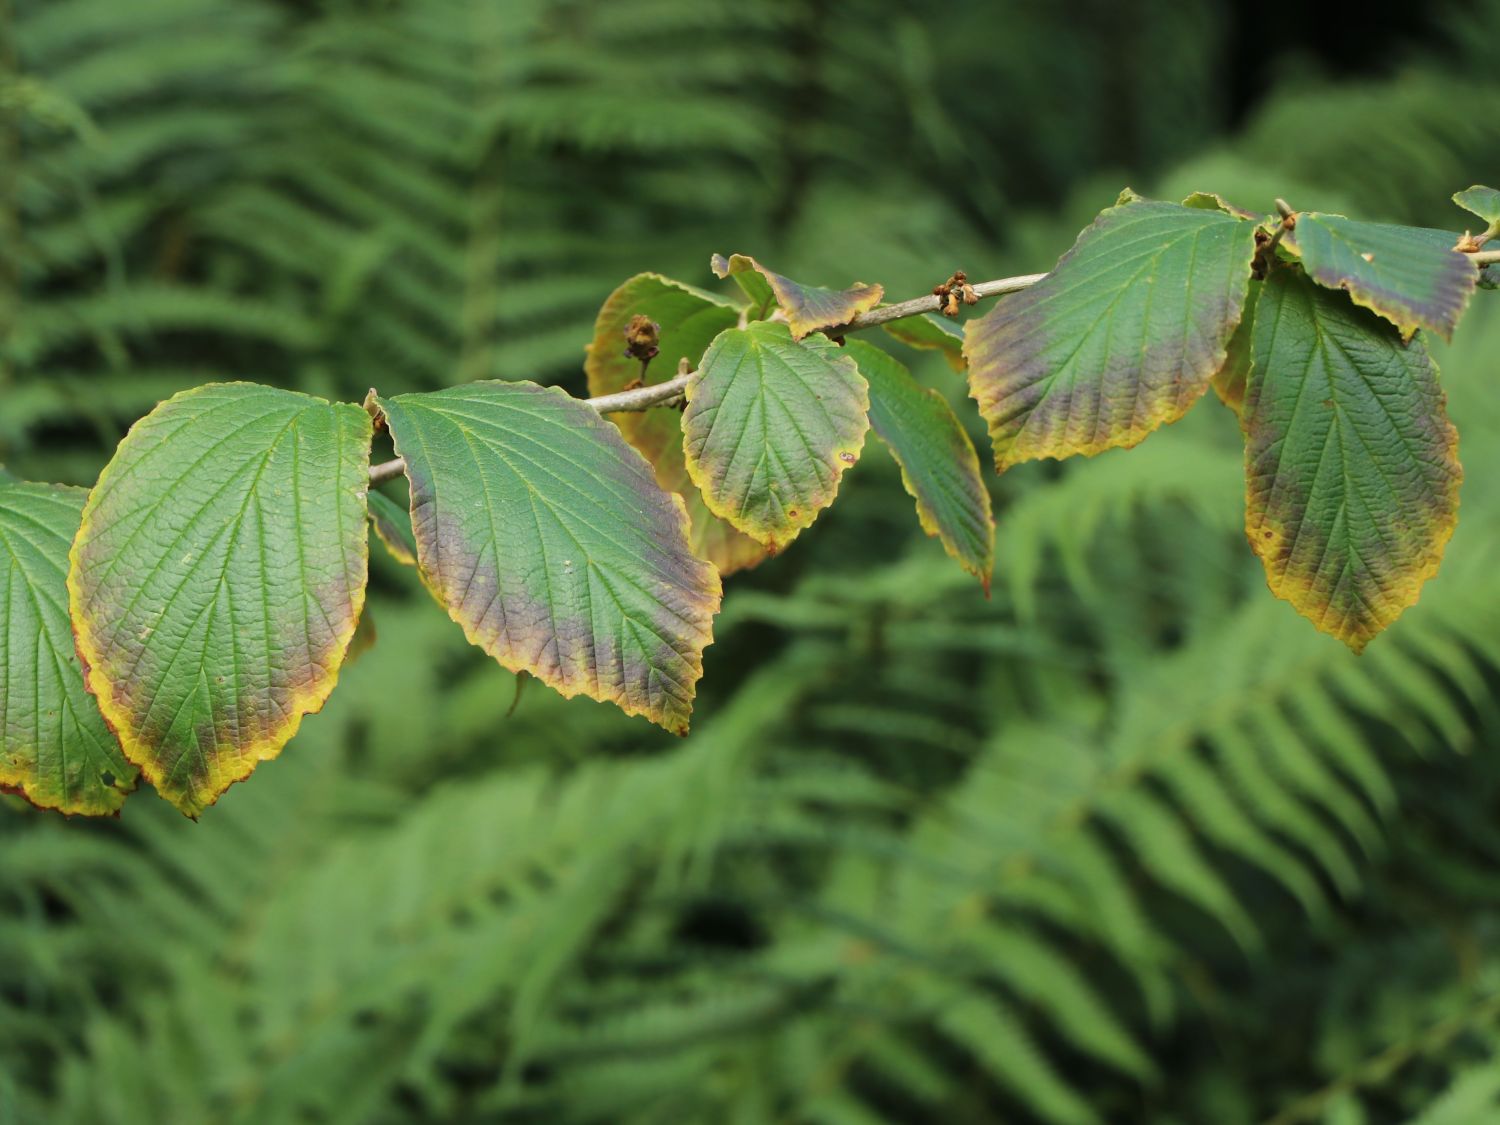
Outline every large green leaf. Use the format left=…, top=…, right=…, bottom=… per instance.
left=69, top=384, right=373, bottom=817
left=1282, top=213, right=1477, bottom=340
left=682, top=320, right=869, bottom=550
left=964, top=196, right=1258, bottom=471
left=1, top=482, right=136, bottom=815
left=1242, top=269, right=1461, bottom=652
left=844, top=340, right=994, bottom=589
left=584, top=273, right=766, bottom=576
left=374, top=382, right=721, bottom=735
left=710, top=253, right=884, bottom=339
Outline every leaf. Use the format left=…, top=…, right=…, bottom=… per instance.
left=69, top=384, right=373, bottom=817
left=0, top=482, right=137, bottom=815
left=964, top=196, right=1259, bottom=471
left=1453, top=184, right=1500, bottom=226
left=844, top=340, right=994, bottom=589
left=1181, top=190, right=1262, bottom=221
left=1282, top=213, right=1477, bottom=340
left=1211, top=279, right=1260, bottom=418
left=682, top=321, right=869, bottom=550
left=710, top=253, right=883, bottom=339
left=882, top=312, right=967, bottom=371
left=368, top=489, right=418, bottom=567
left=584, top=273, right=766, bottom=576
left=373, top=381, right=721, bottom=735
left=1242, top=268, right=1461, bottom=652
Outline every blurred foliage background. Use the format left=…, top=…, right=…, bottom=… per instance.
left=2, top=0, right=1500, bottom=1122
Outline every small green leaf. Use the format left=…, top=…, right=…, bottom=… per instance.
left=1211, top=279, right=1260, bottom=418
left=964, top=196, right=1258, bottom=471
left=69, top=384, right=373, bottom=817
left=585, top=273, right=767, bottom=576
left=1243, top=269, right=1461, bottom=652
left=374, top=382, right=721, bottom=736
left=882, top=312, right=967, bottom=371
left=1, top=481, right=137, bottom=815
left=683, top=321, right=869, bottom=550
left=710, top=253, right=883, bottom=339
left=709, top=253, right=775, bottom=318
left=1182, top=191, right=1262, bottom=221
left=1282, top=213, right=1476, bottom=340
left=1453, top=184, right=1500, bottom=226
left=368, top=489, right=417, bottom=567
left=844, top=340, right=994, bottom=590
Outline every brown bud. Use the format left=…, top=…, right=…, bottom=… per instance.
left=623, top=314, right=661, bottom=362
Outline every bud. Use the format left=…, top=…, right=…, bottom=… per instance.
left=623, top=315, right=661, bottom=363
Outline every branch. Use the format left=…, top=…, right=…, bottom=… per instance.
left=368, top=268, right=1046, bottom=486
left=368, top=248, right=1499, bottom=488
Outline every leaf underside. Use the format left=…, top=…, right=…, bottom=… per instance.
left=882, top=312, right=967, bottom=371
left=1211, top=279, right=1261, bottom=418
left=368, top=489, right=418, bottom=567
left=964, top=197, right=1259, bottom=471
left=844, top=340, right=994, bottom=589
left=1, top=482, right=137, bottom=815
left=1282, top=213, right=1476, bottom=340
left=711, top=253, right=884, bottom=339
left=683, top=320, right=870, bottom=550
left=584, top=272, right=766, bottom=576
left=376, top=381, right=721, bottom=736
left=69, top=383, right=373, bottom=817
left=1243, top=268, right=1461, bottom=652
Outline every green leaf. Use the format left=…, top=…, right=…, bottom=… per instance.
left=584, top=273, right=767, bottom=576
left=1181, top=190, right=1262, bottom=221
left=1, top=481, right=137, bottom=815
left=1453, top=184, right=1500, bottom=226
left=964, top=196, right=1258, bottom=471
left=1282, top=213, right=1477, bottom=340
left=708, top=253, right=775, bottom=318
left=1243, top=269, right=1461, bottom=652
left=373, top=382, right=721, bottom=735
left=844, top=340, right=994, bottom=589
left=1211, top=279, right=1260, bottom=418
left=882, top=312, right=967, bottom=371
left=368, top=489, right=417, bottom=567
left=69, top=384, right=373, bottom=817
left=683, top=321, right=869, bottom=550
left=710, top=253, right=884, bottom=339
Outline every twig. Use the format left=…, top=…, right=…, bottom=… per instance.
left=368, top=268, right=1046, bottom=485
left=367, top=244, right=1499, bottom=487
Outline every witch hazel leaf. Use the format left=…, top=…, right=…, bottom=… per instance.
left=964, top=196, right=1258, bottom=471
left=683, top=320, right=870, bottom=550
left=69, top=384, right=373, bottom=817
left=374, top=382, right=721, bottom=736
left=368, top=488, right=418, bottom=567
left=1212, top=279, right=1261, bottom=418
left=1182, top=191, right=1263, bottom=221
left=710, top=253, right=884, bottom=339
left=1453, top=185, right=1500, bottom=226
left=0, top=481, right=137, bottom=815
left=844, top=340, right=994, bottom=590
left=1282, top=213, right=1477, bottom=340
left=882, top=312, right=967, bottom=371
left=1243, top=269, right=1461, bottom=653
left=585, top=273, right=766, bottom=576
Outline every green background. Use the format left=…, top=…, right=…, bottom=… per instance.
left=3, top=1, right=1500, bottom=1121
